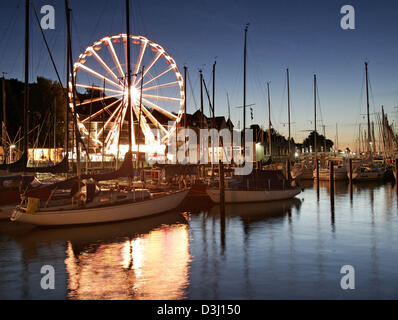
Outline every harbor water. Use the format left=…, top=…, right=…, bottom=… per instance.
left=0, top=180, right=397, bottom=299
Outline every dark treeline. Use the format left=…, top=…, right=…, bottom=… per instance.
left=302, top=131, right=334, bottom=152
left=250, top=124, right=334, bottom=154
left=251, top=124, right=295, bottom=155
left=1, top=77, right=66, bottom=150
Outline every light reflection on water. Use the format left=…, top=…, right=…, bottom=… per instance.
left=0, top=181, right=398, bottom=299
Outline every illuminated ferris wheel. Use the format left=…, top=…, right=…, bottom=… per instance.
left=69, top=34, right=185, bottom=156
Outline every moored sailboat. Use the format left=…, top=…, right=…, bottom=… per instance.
left=313, top=165, right=347, bottom=181
left=206, top=170, right=301, bottom=204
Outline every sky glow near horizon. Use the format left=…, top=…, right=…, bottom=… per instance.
left=1, top=0, right=398, bottom=150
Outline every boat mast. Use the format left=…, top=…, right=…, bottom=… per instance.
left=53, top=96, right=56, bottom=162
left=200, top=69, right=204, bottom=128
left=1, top=73, right=6, bottom=163
left=243, top=24, right=248, bottom=157
left=24, top=0, right=30, bottom=157
left=266, top=81, right=272, bottom=156
left=184, top=66, right=187, bottom=130
left=212, top=61, right=216, bottom=128
left=381, top=106, right=386, bottom=155
left=138, top=65, right=145, bottom=164
left=314, top=74, right=317, bottom=159
left=365, top=62, right=371, bottom=155
left=126, top=0, right=132, bottom=153
left=212, top=61, right=216, bottom=167
left=65, top=0, right=81, bottom=180
left=286, top=69, right=291, bottom=156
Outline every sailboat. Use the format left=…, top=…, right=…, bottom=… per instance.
left=11, top=188, right=188, bottom=227
left=291, top=162, right=314, bottom=180
left=349, top=62, right=386, bottom=182
left=206, top=26, right=301, bottom=204
left=313, top=165, right=348, bottom=181
left=0, top=0, right=72, bottom=219
left=206, top=170, right=301, bottom=204
left=0, top=0, right=69, bottom=176
left=10, top=0, right=189, bottom=226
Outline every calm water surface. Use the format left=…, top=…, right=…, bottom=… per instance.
left=0, top=181, right=397, bottom=299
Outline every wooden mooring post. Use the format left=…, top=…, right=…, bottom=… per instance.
left=315, top=158, right=320, bottom=199
left=329, top=160, right=335, bottom=227
left=329, top=160, right=335, bottom=199
left=349, top=158, right=353, bottom=183
left=395, top=159, right=398, bottom=196
left=218, top=160, right=226, bottom=249
left=219, top=160, right=225, bottom=217
left=349, top=158, right=353, bottom=202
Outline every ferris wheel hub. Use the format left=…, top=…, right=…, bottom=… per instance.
left=124, top=85, right=140, bottom=105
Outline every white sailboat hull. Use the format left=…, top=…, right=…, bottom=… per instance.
left=351, top=171, right=385, bottom=181
left=291, top=168, right=313, bottom=180
left=206, top=188, right=301, bottom=204
left=11, top=190, right=189, bottom=226
left=313, top=168, right=347, bottom=181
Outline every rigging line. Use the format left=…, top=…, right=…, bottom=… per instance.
left=277, top=75, right=287, bottom=133
left=87, top=0, right=108, bottom=47
left=187, top=69, right=198, bottom=110
left=135, top=0, right=149, bottom=38
left=71, top=11, right=85, bottom=54
left=30, top=1, right=64, bottom=88
left=367, top=72, right=377, bottom=115
left=357, top=68, right=366, bottom=122
left=0, top=1, right=20, bottom=66
left=0, top=2, right=19, bottom=43
left=316, top=80, right=324, bottom=127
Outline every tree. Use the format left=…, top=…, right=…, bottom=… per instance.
left=0, top=77, right=67, bottom=150
left=302, top=131, right=334, bottom=152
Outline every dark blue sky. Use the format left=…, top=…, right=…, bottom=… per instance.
left=1, top=0, right=398, bottom=148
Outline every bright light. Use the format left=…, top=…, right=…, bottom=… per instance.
left=124, top=85, right=140, bottom=105
left=10, top=145, right=16, bottom=149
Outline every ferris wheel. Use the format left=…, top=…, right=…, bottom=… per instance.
left=69, top=34, right=185, bottom=156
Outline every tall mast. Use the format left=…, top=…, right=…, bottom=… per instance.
left=243, top=24, right=248, bottom=155
left=138, top=65, right=145, bottom=165
left=184, top=66, right=187, bottom=130
left=314, top=74, right=317, bottom=158
left=200, top=69, right=204, bottom=128
left=365, top=62, right=371, bottom=154
left=381, top=106, right=386, bottom=154
left=24, top=0, right=30, bottom=156
left=2, top=73, right=6, bottom=163
left=64, top=30, right=70, bottom=161
left=286, top=68, right=291, bottom=156
left=65, top=0, right=81, bottom=179
left=212, top=61, right=216, bottom=168
left=126, top=0, right=132, bottom=152
left=212, top=61, right=216, bottom=128
left=227, top=93, right=231, bottom=125
left=53, top=96, right=56, bottom=161
left=266, top=81, right=272, bottom=156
